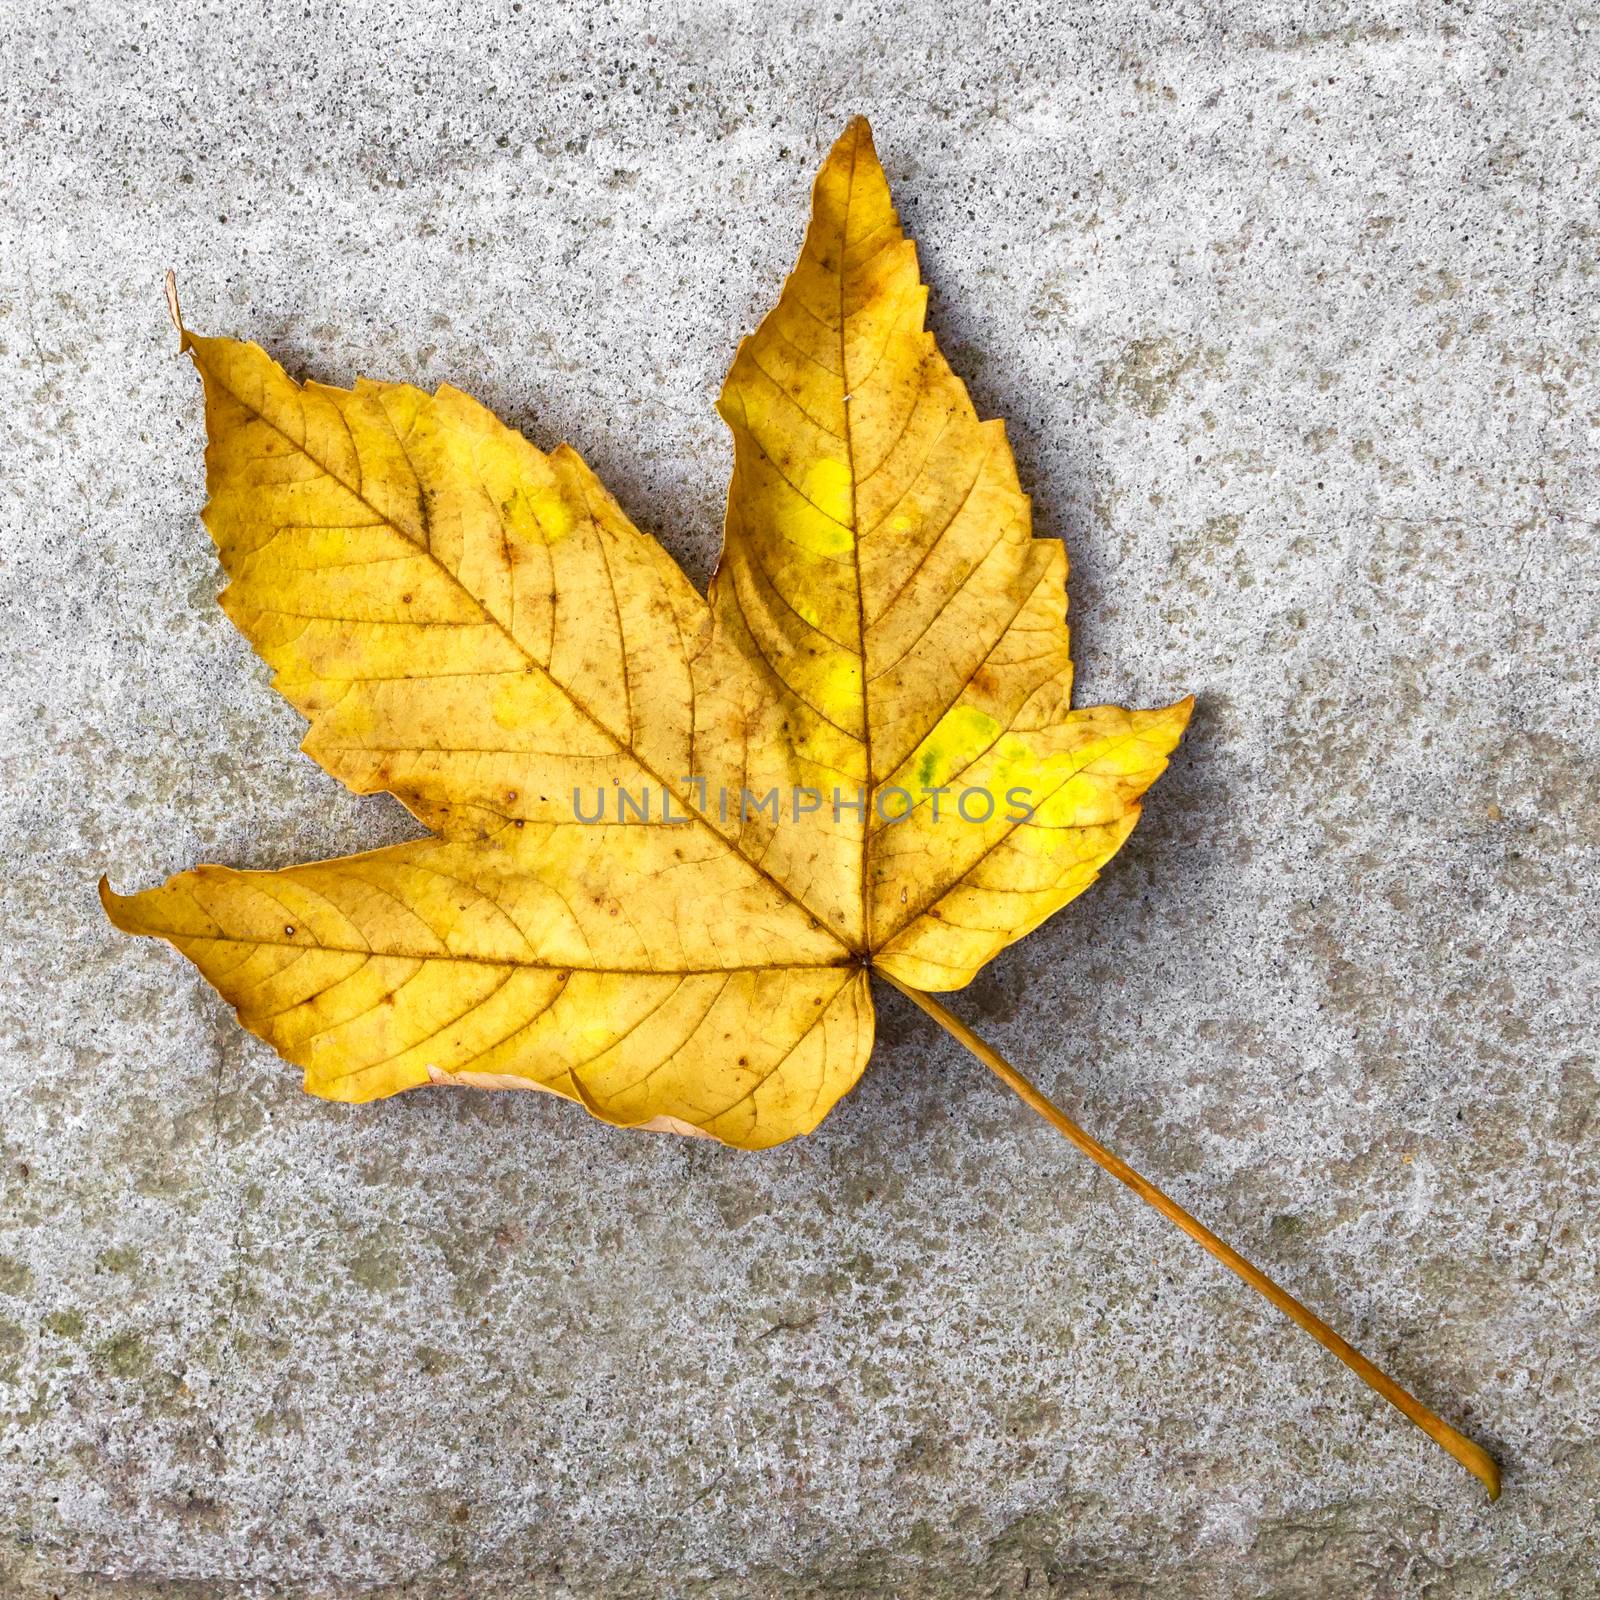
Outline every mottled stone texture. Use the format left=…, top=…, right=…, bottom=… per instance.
left=1, top=1, right=1596, bottom=1594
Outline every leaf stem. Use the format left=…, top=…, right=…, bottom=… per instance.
left=878, top=970, right=1500, bottom=1501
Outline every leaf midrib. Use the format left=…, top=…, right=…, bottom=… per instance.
left=178, top=927, right=854, bottom=975
left=838, top=124, right=876, bottom=954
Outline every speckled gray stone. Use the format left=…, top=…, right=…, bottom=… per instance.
left=1, top=1, right=1597, bottom=1594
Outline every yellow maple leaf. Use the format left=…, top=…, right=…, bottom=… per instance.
left=102, top=119, right=1496, bottom=1498
left=105, top=121, right=1190, bottom=1142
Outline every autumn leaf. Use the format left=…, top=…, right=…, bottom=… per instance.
left=102, top=119, right=1497, bottom=1498
left=105, top=122, right=1189, bottom=1141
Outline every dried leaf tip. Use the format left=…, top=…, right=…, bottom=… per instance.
left=97, top=876, right=129, bottom=929
left=830, top=114, right=879, bottom=170
left=163, top=270, right=189, bottom=353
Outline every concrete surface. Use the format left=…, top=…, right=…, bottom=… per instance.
left=1, top=1, right=1597, bottom=1594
